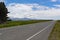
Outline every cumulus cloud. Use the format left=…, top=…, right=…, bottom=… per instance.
left=0, top=0, right=4, bottom=2
left=54, top=5, right=60, bottom=8
left=51, top=0, right=57, bottom=2
left=7, top=3, right=60, bottom=20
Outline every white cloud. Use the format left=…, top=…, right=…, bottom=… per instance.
left=54, top=5, right=60, bottom=8
left=51, top=0, right=57, bottom=2
left=0, top=0, right=4, bottom=2
left=7, top=3, right=60, bottom=20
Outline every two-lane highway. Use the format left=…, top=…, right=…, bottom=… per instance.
left=0, top=21, right=56, bottom=40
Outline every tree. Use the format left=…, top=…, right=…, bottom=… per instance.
left=0, top=2, right=8, bottom=24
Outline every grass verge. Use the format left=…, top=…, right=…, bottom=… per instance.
left=48, top=20, right=60, bottom=40
left=0, top=20, right=51, bottom=28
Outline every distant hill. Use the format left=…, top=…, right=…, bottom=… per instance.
left=8, top=17, right=53, bottom=21
left=9, top=18, right=32, bottom=21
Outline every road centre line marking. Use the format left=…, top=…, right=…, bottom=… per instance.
left=26, top=24, right=52, bottom=40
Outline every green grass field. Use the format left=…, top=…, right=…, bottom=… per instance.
left=0, top=20, right=51, bottom=28
left=48, top=20, right=60, bottom=40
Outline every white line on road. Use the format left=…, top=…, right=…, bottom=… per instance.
left=0, top=39, right=1, bottom=40
left=26, top=24, right=52, bottom=40
left=0, top=33, right=2, bottom=35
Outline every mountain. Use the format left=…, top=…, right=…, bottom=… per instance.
left=9, top=18, right=32, bottom=21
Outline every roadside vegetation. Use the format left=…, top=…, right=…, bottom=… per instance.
left=48, top=20, right=60, bottom=40
left=0, top=20, right=51, bottom=28
left=0, top=2, right=8, bottom=24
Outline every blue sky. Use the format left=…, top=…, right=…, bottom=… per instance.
left=5, top=0, right=60, bottom=7
left=1, top=0, right=60, bottom=20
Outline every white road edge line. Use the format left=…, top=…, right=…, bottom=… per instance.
left=0, top=33, right=2, bottom=35
left=26, top=24, right=52, bottom=40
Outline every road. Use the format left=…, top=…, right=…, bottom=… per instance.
left=0, top=21, right=56, bottom=40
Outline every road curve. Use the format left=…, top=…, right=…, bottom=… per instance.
left=0, top=21, right=56, bottom=40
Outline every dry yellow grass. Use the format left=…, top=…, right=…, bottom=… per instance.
left=48, top=21, right=60, bottom=40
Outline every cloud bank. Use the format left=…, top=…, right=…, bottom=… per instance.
left=0, top=0, right=4, bottom=2
left=7, top=3, right=60, bottom=20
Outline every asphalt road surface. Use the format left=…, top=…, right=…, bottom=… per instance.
left=0, top=21, right=56, bottom=40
